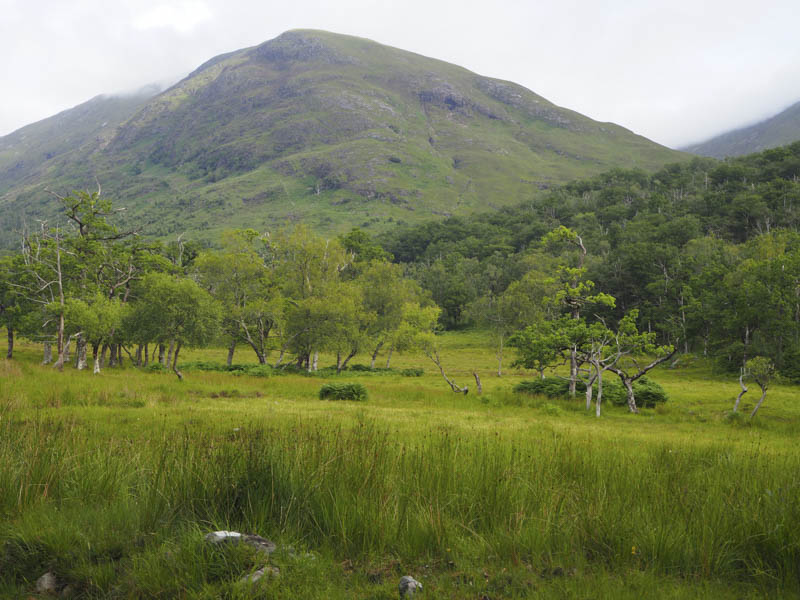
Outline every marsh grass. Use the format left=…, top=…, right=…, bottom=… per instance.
left=1, top=333, right=799, bottom=598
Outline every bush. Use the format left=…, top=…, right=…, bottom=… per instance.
left=515, top=375, right=668, bottom=407
left=318, top=383, right=368, bottom=401
left=514, top=377, right=585, bottom=398
left=626, top=376, right=668, bottom=408
left=400, top=368, right=424, bottom=377
left=180, top=361, right=272, bottom=377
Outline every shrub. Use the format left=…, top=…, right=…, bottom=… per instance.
left=515, top=375, right=667, bottom=407
left=514, top=377, right=585, bottom=397
left=318, top=383, right=368, bottom=402
left=400, top=368, right=424, bottom=377
left=627, top=376, right=668, bottom=408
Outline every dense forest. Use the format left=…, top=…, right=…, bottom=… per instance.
left=381, top=143, right=800, bottom=382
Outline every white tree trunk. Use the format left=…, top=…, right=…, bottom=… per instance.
left=42, top=341, right=52, bottom=365
left=385, top=345, right=394, bottom=369
left=76, top=337, right=88, bottom=370
left=734, top=368, right=748, bottom=412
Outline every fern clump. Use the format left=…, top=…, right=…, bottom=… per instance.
left=318, top=383, right=368, bottom=401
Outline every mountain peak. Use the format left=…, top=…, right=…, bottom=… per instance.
left=0, top=30, right=684, bottom=248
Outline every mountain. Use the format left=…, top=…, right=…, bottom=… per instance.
left=684, top=100, right=800, bottom=158
left=0, top=30, right=685, bottom=247
left=0, top=85, right=160, bottom=190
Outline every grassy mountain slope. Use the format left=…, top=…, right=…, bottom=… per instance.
left=684, top=100, right=800, bottom=158
left=0, top=30, right=684, bottom=247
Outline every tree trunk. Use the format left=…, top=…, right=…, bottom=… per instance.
left=429, top=350, right=468, bottom=393
left=336, top=352, right=342, bottom=372
left=595, top=369, right=604, bottom=418
left=92, top=343, right=101, bottom=374
left=117, top=344, right=123, bottom=367
left=568, top=347, right=577, bottom=397
left=166, top=340, right=174, bottom=368
left=43, top=341, right=52, bottom=365
left=370, top=340, right=384, bottom=369
left=585, top=372, right=597, bottom=411
left=158, top=343, right=166, bottom=366
left=339, top=349, right=357, bottom=373
left=63, top=335, right=71, bottom=365
left=135, top=344, right=142, bottom=367
left=6, top=327, right=13, bottom=359
left=76, top=337, right=87, bottom=371
left=53, top=313, right=66, bottom=371
left=100, top=344, right=108, bottom=368
left=622, top=377, right=638, bottom=413
left=385, top=345, right=394, bottom=369
left=472, top=371, right=483, bottom=395
left=312, top=350, right=319, bottom=372
left=750, top=386, right=768, bottom=419
left=733, top=368, right=748, bottom=412
left=172, top=342, right=183, bottom=380
left=143, top=344, right=149, bottom=367
left=108, top=343, right=116, bottom=368
left=226, top=341, right=236, bottom=367
left=496, top=335, right=504, bottom=377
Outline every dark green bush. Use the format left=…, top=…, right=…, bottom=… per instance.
left=515, top=375, right=667, bottom=407
left=319, top=383, right=368, bottom=401
left=624, top=376, right=668, bottom=408
left=181, top=361, right=272, bottom=377
left=400, top=368, right=424, bottom=377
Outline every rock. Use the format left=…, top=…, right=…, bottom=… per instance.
left=399, top=575, right=422, bottom=597
left=35, top=572, right=58, bottom=595
left=205, top=530, right=242, bottom=543
left=204, top=531, right=277, bottom=554
left=240, top=566, right=280, bottom=583
left=59, top=585, right=75, bottom=598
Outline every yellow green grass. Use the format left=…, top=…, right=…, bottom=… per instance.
left=1, top=332, right=799, bottom=598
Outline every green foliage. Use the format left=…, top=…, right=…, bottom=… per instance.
left=318, top=382, right=368, bottom=401
left=620, top=376, right=668, bottom=408
left=514, top=375, right=668, bottom=407
left=180, top=361, right=273, bottom=377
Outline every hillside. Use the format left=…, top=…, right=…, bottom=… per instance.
left=0, top=86, right=159, bottom=191
left=0, top=30, right=684, bottom=247
left=684, top=100, right=800, bottom=158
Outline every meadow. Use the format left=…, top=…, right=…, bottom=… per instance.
left=2, top=330, right=800, bottom=599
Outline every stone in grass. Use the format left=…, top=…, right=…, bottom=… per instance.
left=399, top=575, right=423, bottom=597
left=240, top=566, right=280, bottom=584
left=35, top=572, right=58, bottom=595
left=204, top=530, right=277, bottom=555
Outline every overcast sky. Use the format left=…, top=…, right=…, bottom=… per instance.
left=2, top=0, right=799, bottom=148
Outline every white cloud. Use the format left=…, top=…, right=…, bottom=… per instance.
left=133, top=1, right=213, bottom=34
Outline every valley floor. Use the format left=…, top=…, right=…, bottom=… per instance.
left=1, top=331, right=799, bottom=599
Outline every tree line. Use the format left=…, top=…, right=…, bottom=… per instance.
left=0, top=192, right=440, bottom=380
left=380, top=143, right=800, bottom=386
left=2, top=142, right=799, bottom=417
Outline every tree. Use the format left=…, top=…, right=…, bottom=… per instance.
left=542, top=227, right=614, bottom=396
left=196, top=230, right=284, bottom=365
left=356, top=260, right=422, bottom=368
left=64, top=294, right=124, bottom=373
left=126, top=273, right=220, bottom=379
left=740, top=356, right=775, bottom=418
left=607, top=311, right=675, bottom=413
left=467, top=269, right=554, bottom=376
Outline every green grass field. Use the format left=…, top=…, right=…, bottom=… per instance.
left=2, top=331, right=799, bottom=598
